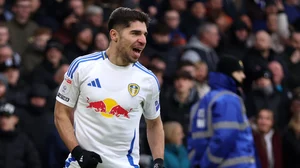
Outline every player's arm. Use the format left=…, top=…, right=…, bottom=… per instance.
left=143, top=77, right=165, bottom=167
left=55, top=61, right=102, bottom=168
left=55, top=67, right=81, bottom=151
left=54, top=101, right=78, bottom=151
left=145, top=116, right=164, bottom=162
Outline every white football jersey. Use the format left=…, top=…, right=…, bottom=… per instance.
left=56, top=51, right=160, bottom=168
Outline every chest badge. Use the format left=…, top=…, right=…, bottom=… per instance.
left=128, top=83, right=140, bottom=97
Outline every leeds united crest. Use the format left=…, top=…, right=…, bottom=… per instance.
left=128, top=83, right=140, bottom=97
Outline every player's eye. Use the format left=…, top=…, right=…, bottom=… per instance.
left=131, top=31, right=139, bottom=35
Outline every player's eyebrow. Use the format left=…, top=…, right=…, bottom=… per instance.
left=130, top=30, right=148, bottom=36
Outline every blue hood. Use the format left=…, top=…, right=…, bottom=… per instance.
left=208, top=72, right=237, bottom=93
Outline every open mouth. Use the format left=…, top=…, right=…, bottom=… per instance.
left=132, top=48, right=142, bottom=54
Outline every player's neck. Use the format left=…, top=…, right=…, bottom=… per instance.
left=105, top=47, right=131, bottom=66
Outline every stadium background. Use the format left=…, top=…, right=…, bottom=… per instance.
left=0, top=0, right=300, bottom=167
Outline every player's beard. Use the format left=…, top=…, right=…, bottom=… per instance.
left=117, top=43, right=139, bottom=65
left=123, top=50, right=138, bottom=64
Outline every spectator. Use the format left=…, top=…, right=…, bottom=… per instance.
left=0, top=74, right=8, bottom=105
left=143, top=22, right=182, bottom=79
left=84, top=5, right=106, bottom=35
left=68, top=0, right=85, bottom=19
left=93, top=32, right=109, bottom=52
left=284, top=0, right=300, bottom=24
left=158, top=0, right=187, bottom=17
left=53, top=14, right=79, bottom=45
left=246, top=0, right=270, bottom=32
left=64, top=23, right=93, bottom=63
left=266, top=12, right=289, bottom=54
left=221, top=19, right=250, bottom=60
left=2, top=52, right=29, bottom=108
left=0, top=44, right=21, bottom=72
left=52, top=0, right=86, bottom=46
left=245, top=69, right=289, bottom=129
left=163, top=9, right=186, bottom=47
left=0, top=23, right=9, bottom=46
left=223, top=0, right=247, bottom=21
left=268, top=61, right=289, bottom=94
left=252, top=109, right=283, bottom=168
left=30, top=0, right=59, bottom=32
left=0, top=0, right=13, bottom=22
left=283, top=31, right=300, bottom=90
left=22, top=27, right=52, bottom=77
left=282, top=95, right=300, bottom=168
left=161, top=70, right=199, bottom=146
left=7, top=0, right=39, bottom=55
left=163, top=121, right=190, bottom=168
left=148, top=55, right=166, bottom=87
left=139, top=0, right=159, bottom=20
left=178, top=61, right=197, bottom=78
left=182, top=22, right=220, bottom=71
left=180, top=1, right=206, bottom=39
left=205, top=0, right=233, bottom=33
left=0, top=102, right=41, bottom=168
left=18, top=83, right=55, bottom=167
left=194, top=61, right=210, bottom=99
left=31, top=39, right=66, bottom=91
left=243, top=30, right=285, bottom=91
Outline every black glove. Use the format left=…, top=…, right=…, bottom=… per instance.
left=153, top=158, right=164, bottom=168
left=71, top=145, right=102, bottom=168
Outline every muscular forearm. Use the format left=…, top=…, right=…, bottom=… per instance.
left=54, top=102, right=78, bottom=152
left=146, top=117, right=164, bottom=159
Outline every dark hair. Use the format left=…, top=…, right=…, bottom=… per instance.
left=150, top=22, right=170, bottom=35
left=175, top=70, right=194, bottom=81
left=108, top=7, right=150, bottom=31
left=150, top=54, right=164, bottom=62
left=178, top=60, right=195, bottom=70
left=256, top=109, right=274, bottom=121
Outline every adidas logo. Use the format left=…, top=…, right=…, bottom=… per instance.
left=87, top=78, right=101, bottom=88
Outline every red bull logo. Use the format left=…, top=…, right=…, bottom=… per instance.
left=86, top=97, right=131, bottom=119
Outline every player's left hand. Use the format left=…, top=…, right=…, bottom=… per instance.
left=153, top=158, right=164, bottom=168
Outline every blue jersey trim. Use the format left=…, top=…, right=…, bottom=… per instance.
left=127, top=129, right=139, bottom=168
left=64, top=157, right=76, bottom=168
left=104, top=51, right=109, bottom=58
left=133, top=62, right=160, bottom=91
left=67, top=52, right=104, bottom=79
left=67, top=52, right=101, bottom=76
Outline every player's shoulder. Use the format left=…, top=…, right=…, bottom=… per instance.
left=66, top=51, right=105, bottom=79
left=70, top=51, right=105, bottom=68
left=132, top=62, right=160, bottom=90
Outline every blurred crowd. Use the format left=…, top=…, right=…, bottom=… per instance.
left=0, top=0, right=299, bottom=168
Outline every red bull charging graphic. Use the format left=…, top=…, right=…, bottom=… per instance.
left=86, top=97, right=131, bottom=118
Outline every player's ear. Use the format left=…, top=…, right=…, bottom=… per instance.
left=110, top=29, right=119, bottom=43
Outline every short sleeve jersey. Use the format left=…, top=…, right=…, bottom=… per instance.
left=56, top=51, right=160, bottom=167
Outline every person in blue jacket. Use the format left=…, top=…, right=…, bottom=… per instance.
left=188, top=56, right=257, bottom=168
